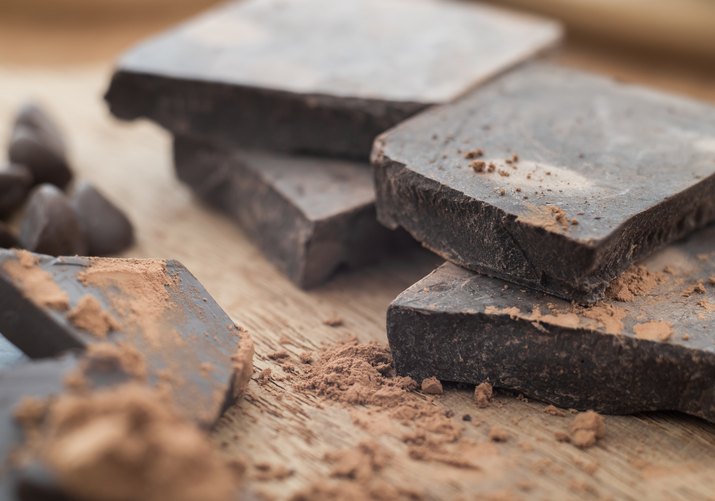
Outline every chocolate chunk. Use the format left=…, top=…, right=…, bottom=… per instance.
left=0, top=249, right=254, bottom=427
left=374, top=63, right=715, bottom=303
left=0, top=222, right=19, bottom=249
left=387, top=224, right=715, bottom=423
left=19, top=185, right=87, bottom=256
left=106, top=0, right=561, bottom=159
left=70, top=182, right=134, bottom=256
left=174, top=136, right=412, bottom=288
left=0, top=165, right=33, bottom=218
left=8, top=104, right=72, bottom=189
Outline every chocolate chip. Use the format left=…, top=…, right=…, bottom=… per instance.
left=0, top=222, right=19, bottom=249
left=8, top=104, right=72, bottom=189
left=70, top=182, right=134, bottom=256
left=0, top=164, right=33, bottom=218
left=19, top=184, right=86, bottom=256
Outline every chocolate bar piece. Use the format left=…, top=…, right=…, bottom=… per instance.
left=0, top=353, right=132, bottom=500
left=0, top=249, right=254, bottom=427
left=374, top=63, right=715, bottom=303
left=106, top=0, right=561, bottom=159
left=387, top=224, right=715, bottom=422
left=174, top=136, right=410, bottom=288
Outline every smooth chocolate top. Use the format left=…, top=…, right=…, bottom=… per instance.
left=116, top=0, right=561, bottom=104
left=374, top=63, right=715, bottom=244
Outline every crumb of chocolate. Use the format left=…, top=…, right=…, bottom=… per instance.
left=462, top=414, right=472, bottom=422
left=3, top=250, right=69, bottom=310
left=420, top=377, right=443, bottom=395
left=633, top=321, right=672, bottom=342
left=253, top=462, right=294, bottom=481
left=67, top=295, right=119, bottom=338
left=487, top=163, right=496, bottom=173
left=323, top=315, right=344, bottom=327
left=569, top=411, right=605, bottom=448
left=470, top=160, right=486, bottom=172
left=267, top=349, right=290, bottom=360
left=474, top=382, right=493, bottom=408
left=464, top=148, right=484, bottom=159
left=299, top=352, right=313, bottom=364
left=544, top=405, right=567, bottom=417
left=498, top=169, right=510, bottom=177
left=498, top=188, right=506, bottom=196
left=488, top=426, right=509, bottom=442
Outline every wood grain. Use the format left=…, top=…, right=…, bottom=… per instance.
left=1, top=48, right=714, bottom=500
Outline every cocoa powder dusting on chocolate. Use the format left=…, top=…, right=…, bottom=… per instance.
left=633, top=321, right=672, bottom=342
left=607, top=265, right=665, bottom=302
left=14, top=383, right=241, bottom=501
left=67, top=295, right=119, bottom=338
left=3, top=249, right=69, bottom=310
left=77, top=258, right=176, bottom=346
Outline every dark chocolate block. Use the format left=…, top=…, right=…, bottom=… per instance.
left=374, top=63, right=715, bottom=303
left=106, top=0, right=561, bottom=159
left=387, top=224, right=715, bottom=422
left=0, top=249, right=253, bottom=427
left=174, top=136, right=410, bottom=288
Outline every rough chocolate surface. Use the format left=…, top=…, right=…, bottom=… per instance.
left=374, top=63, right=715, bottom=303
left=174, top=136, right=410, bottom=288
left=0, top=249, right=251, bottom=427
left=106, top=0, right=560, bottom=159
left=387, top=225, right=715, bottom=422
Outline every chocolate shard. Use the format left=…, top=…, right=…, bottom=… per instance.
left=106, top=0, right=561, bottom=159
left=374, top=62, right=715, bottom=303
left=0, top=249, right=254, bottom=427
left=0, top=165, right=33, bottom=218
left=70, top=182, right=134, bottom=256
left=0, top=222, right=19, bottom=249
left=387, top=224, right=715, bottom=423
left=19, top=185, right=87, bottom=257
left=174, top=136, right=412, bottom=288
left=7, top=104, right=72, bottom=189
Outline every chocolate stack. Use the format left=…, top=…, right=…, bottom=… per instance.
left=377, top=64, right=715, bottom=422
left=105, top=0, right=561, bottom=288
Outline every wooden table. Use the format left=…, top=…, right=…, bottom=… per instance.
left=1, top=20, right=714, bottom=501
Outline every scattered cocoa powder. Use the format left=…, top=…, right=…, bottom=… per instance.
left=633, top=321, right=672, bottom=342
left=257, top=368, right=272, bottom=385
left=471, top=160, right=487, bottom=172
left=682, top=282, right=706, bottom=297
left=474, top=382, right=493, bottom=408
left=464, top=148, right=484, bottom=159
left=323, top=315, right=344, bottom=328
left=2, top=249, right=69, bottom=310
left=568, top=411, right=605, bottom=448
left=607, top=265, right=665, bottom=302
left=421, top=377, right=443, bottom=395
left=67, top=295, right=119, bottom=338
left=326, top=440, right=390, bottom=481
left=253, top=462, right=294, bottom=481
